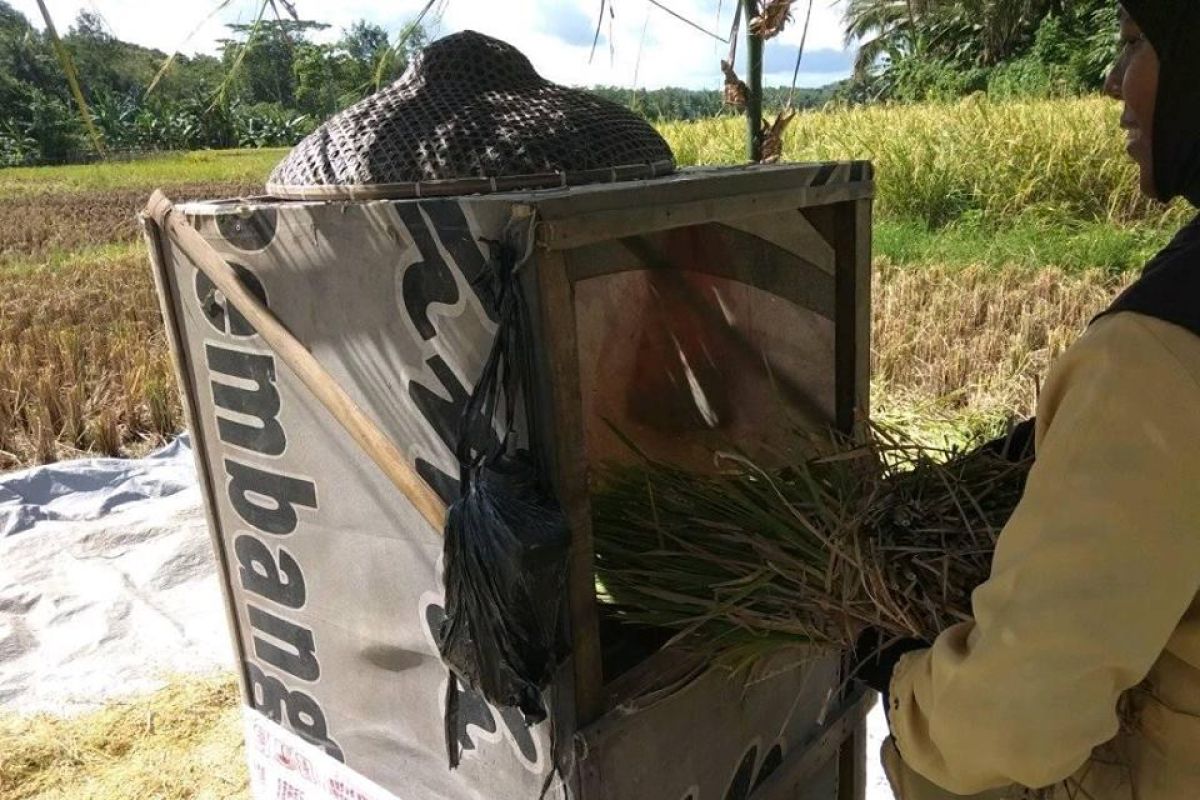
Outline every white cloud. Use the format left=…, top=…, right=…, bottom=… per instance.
left=8, top=0, right=854, bottom=89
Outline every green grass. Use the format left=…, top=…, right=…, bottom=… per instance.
left=0, top=148, right=286, bottom=198
left=0, top=241, right=140, bottom=275
left=876, top=215, right=1175, bottom=274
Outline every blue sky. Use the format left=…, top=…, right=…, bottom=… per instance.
left=10, top=0, right=855, bottom=90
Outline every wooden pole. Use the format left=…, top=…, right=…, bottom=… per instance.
left=144, top=190, right=448, bottom=533
left=743, top=0, right=764, bottom=162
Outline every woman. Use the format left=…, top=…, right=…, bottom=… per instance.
left=857, top=3, right=1200, bottom=798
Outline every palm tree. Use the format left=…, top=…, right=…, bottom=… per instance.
left=956, top=0, right=1054, bottom=64
left=843, top=0, right=924, bottom=77
left=843, top=0, right=1056, bottom=76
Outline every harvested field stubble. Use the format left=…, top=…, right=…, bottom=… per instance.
left=873, top=260, right=1132, bottom=435
left=0, top=246, right=181, bottom=469
left=0, top=239, right=1125, bottom=469
left=0, top=183, right=259, bottom=267
left=0, top=97, right=1170, bottom=468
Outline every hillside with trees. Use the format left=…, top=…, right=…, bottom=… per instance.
left=1, top=0, right=1123, bottom=167
left=0, top=3, right=422, bottom=165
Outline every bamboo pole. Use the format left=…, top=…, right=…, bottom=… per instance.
left=145, top=190, right=448, bottom=533
left=742, top=0, right=764, bottom=162
left=34, top=0, right=107, bottom=159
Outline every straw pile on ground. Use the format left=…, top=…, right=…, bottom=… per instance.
left=593, top=427, right=1032, bottom=662
left=0, top=673, right=246, bottom=800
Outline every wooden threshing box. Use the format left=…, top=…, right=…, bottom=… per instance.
left=142, top=160, right=875, bottom=800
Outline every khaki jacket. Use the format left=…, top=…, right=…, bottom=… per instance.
left=884, top=313, right=1200, bottom=800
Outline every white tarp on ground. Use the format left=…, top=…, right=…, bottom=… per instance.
left=0, top=437, right=196, bottom=538
left=0, top=439, right=894, bottom=797
left=0, top=437, right=231, bottom=715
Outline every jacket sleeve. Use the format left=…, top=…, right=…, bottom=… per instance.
left=886, top=313, right=1200, bottom=794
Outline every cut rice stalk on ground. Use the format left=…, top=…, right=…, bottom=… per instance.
left=0, top=672, right=246, bottom=800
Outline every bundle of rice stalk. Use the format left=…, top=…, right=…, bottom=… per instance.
left=592, top=426, right=1032, bottom=664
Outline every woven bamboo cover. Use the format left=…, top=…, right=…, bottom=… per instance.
left=267, top=31, right=676, bottom=200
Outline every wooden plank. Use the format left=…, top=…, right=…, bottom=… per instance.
left=722, top=211, right=836, bottom=275
left=555, top=232, right=835, bottom=318
left=554, top=231, right=835, bottom=311
left=600, top=647, right=708, bottom=712
left=139, top=214, right=255, bottom=707
left=830, top=200, right=873, bottom=436
left=529, top=247, right=606, bottom=726
left=838, top=712, right=869, bottom=800
left=531, top=162, right=873, bottom=222
left=538, top=182, right=873, bottom=251
left=799, top=205, right=837, bottom=263
left=851, top=199, right=873, bottom=434
left=748, top=687, right=874, bottom=800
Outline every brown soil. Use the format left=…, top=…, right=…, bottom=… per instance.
left=0, top=183, right=260, bottom=266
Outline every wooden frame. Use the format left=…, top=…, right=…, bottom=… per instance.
left=522, top=164, right=874, bottom=797
left=141, top=216, right=255, bottom=707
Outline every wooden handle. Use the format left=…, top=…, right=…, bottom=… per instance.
left=145, top=190, right=448, bottom=532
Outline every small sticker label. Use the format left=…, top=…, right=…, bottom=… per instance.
left=243, top=708, right=405, bottom=800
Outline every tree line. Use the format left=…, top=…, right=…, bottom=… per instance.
left=0, top=4, right=424, bottom=165
left=842, top=0, right=1119, bottom=101
left=591, top=85, right=837, bottom=122
left=0, top=1, right=843, bottom=168
left=1, top=0, right=1121, bottom=167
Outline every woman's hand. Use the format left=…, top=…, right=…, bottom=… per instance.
left=850, top=628, right=928, bottom=696
left=977, top=417, right=1035, bottom=462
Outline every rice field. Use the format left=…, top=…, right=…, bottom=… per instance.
left=871, top=259, right=1134, bottom=440
left=0, top=95, right=1181, bottom=468
left=0, top=183, right=257, bottom=469
left=665, top=96, right=1187, bottom=229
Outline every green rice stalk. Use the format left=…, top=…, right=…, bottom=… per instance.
left=593, top=425, right=1031, bottom=663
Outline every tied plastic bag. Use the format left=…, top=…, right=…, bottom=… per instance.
left=438, top=233, right=570, bottom=770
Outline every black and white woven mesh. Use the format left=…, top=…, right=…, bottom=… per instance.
left=267, top=31, right=676, bottom=200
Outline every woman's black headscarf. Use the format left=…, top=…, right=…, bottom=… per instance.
left=1097, top=4, right=1200, bottom=337
left=1121, top=0, right=1200, bottom=206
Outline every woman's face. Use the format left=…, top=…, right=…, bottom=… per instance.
left=1106, top=7, right=1161, bottom=198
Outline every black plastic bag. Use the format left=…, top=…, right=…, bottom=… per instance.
left=438, top=235, right=570, bottom=770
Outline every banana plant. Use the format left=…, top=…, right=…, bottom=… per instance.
left=37, top=0, right=302, bottom=159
